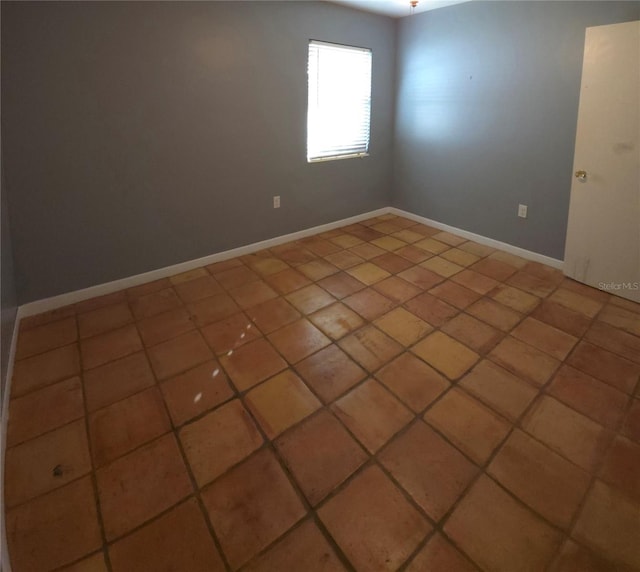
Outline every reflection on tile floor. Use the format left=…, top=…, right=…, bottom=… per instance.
left=5, top=214, right=640, bottom=571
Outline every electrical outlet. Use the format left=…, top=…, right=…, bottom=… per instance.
left=273, top=196, right=280, bottom=209
left=518, top=204, right=528, bottom=218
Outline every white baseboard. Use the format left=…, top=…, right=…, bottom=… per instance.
left=18, top=206, right=564, bottom=319
left=18, top=208, right=391, bottom=318
left=388, top=207, right=564, bottom=270
left=1, top=315, right=19, bottom=572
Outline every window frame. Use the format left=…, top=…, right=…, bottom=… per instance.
left=306, top=39, right=373, bottom=163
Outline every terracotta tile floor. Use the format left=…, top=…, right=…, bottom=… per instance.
left=5, top=214, right=640, bottom=572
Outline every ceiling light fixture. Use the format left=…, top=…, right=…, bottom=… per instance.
left=410, top=0, right=419, bottom=15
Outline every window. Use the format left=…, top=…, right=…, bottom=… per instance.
left=307, top=40, right=372, bottom=162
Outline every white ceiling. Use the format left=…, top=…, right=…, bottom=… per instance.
left=328, top=0, right=472, bottom=18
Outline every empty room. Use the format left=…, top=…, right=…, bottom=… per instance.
left=1, top=0, right=639, bottom=570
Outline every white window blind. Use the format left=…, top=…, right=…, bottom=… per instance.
left=307, top=40, right=372, bottom=162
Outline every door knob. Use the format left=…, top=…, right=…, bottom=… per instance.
left=575, top=170, right=587, bottom=180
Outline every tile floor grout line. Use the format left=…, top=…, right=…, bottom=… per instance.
left=543, top=423, right=631, bottom=571
left=322, top=362, right=514, bottom=569
left=394, top=529, right=441, bottom=572
left=206, top=375, right=358, bottom=572
left=506, top=298, right=625, bottom=571
left=426, top=363, right=569, bottom=569
left=188, top=252, right=388, bottom=565
left=242, top=375, right=443, bottom=569
left=132, top=322, right=236, bottom=572
left=166, top=452, right=235, bottom=572
left=543, top=300, right=640, bottom=571
left=76, top=307, right=115, bottom=572
left=3, top=472, right=90, bottom=515
left=290, top=376, right=478, bottom=567
left=11, top=318, right=78, bottom=363
left=4, top=395, right=86, bottom=452
left=48, top=549, right=108, bottom=572
left=398, top=283, right=615, bottom=564
left=244, top=438, right=358, bottom=572
left=8, top=340, right=82, bottom=400
left=96, top=492, right=204, bottom=549
left=89, top=292, right=174, bottom=571
left=76, top=297, right=197, bottom=556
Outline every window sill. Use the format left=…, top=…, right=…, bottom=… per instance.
left=307, top=153, right=369, bottom=163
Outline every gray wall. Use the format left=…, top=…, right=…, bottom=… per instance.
left=2, top=1, right=396, bottom=303
left=394, top=1, right=640, bottom=260
left=1, top=165, right=17, bottom=402
left=4, top=1, right=639, bottom=304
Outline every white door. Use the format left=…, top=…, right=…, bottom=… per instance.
left=564, top=20, right=640, bottom=303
